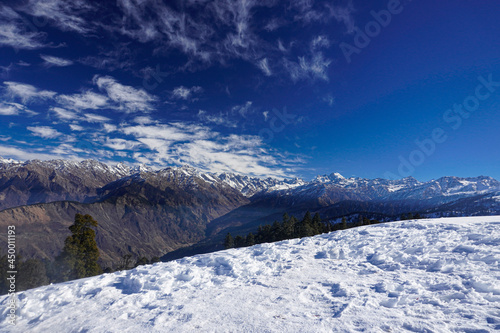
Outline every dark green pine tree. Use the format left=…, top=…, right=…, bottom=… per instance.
left=298, top=211, right=314, bottom=237
left=357, top=215, right=363, bottom=227
left=224, top=233, right=234, bottom=249
left=246, top=233, right=255, bottom=246
left=134, top=257, right=150, bottom=267
left=234, top=235, right=245, bottom=248
left=55, top=214, right=102, bottom=281
left=270, top=221, right=283, bottom=241
left=312, top=213, right=322, bottom=234
left=282, top=213, right=294, bottom=239
left=341, top=216, right=347, bottom=230
left=17, top=258, right=49, bottom=291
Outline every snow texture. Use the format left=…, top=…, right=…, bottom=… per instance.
left=1, top=216, right=500, bottom=332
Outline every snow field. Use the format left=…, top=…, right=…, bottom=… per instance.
left=1, top=216, right=499, bottom=332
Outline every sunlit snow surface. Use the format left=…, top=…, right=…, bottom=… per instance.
left=2, top=216, right=500, bottom=332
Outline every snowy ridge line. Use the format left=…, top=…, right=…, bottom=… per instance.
left=0, top=157, right=499, bottom=199
left=1, top=216, right=499, bottom=332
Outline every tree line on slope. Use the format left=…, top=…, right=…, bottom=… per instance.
left=224, top=211, right=423, bottom=249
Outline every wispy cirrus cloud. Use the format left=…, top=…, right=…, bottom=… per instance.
left=292, top=0, right=355, bottom=33
left=27, top=125, right=62, bottom=139
left=282, top=52, right=331, bottom=82
left=120, top=121, right=300, bottom=177
left=40, top=54, right=73, bottom=67
left=94, top=75, right=157, bottom=112
left=231, top=101, right=254, bottom=118
left=50, top=106, right=79, bottom=120
left=69, top=124, right=84, bottom=131
left=171, top=86, right=203, bottom=100
left=56, top=91, right=109, bottom=110
left=0, top=144, right=69, bottom=161
left=3, top=81, right=56, bottom=102
left=197, top=110, right=237, bottom=128
left=102, top=138, right=142, bottom=151
left=17, top=0, right=96, bottom=34
left=258, top=58, right=272, bottom=76
left=0, top=102, right=37, bottom=116
left=109, top=0, right=276, bottom=68
left=83, top=113, right=111, bottom=123
left=0, top=5, right=48, bottom=50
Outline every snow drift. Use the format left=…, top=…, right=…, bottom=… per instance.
left=1, top=216, right=499, bottom=332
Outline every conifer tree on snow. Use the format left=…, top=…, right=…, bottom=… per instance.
left=246, top=233, right=255, bottom=246
left=312, top=213, right=322, bottom=233
left=224, top=233, right=234, bottom=249
left=55, top=214, right=101, bottom=281
left=298, top=211, right=314, bottom=237
left=341, top=216, right=347, bottom=230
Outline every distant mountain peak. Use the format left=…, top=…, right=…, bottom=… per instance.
left=330, top=172, right=345, bottom=180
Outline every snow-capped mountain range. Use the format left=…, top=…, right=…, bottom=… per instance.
left=1, top=157, right=498, bottom=206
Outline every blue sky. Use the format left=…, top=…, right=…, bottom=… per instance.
left=0, top=0, right=499, bottom=180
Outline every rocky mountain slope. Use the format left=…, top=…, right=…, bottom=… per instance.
left=1, top=157, right=499, bottom=266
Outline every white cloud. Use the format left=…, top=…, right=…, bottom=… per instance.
left=326, top=2, right=356, bottom=34
left=51, top=107, right=79, bottom=120
left=122, top=123, right=213, bottom=142
left=56, top=91, right=108, bottom=110
left=83, top=113, right=111, bottom=123
left=292, top=0, right=355, bottom=33
left=40, top=54, right=74, bottom=67
left=3, top=81, right=56, bottom=103
left=323, top=93, right=335, bottom=107
left=231, top=101, right=253, bottom=118
left=120, top=121, right=300, bottom=177
left=133, top=116, right=155, bottom=125
left=111, top=0, right=277, bottom=67
left=103, top=138, right=141, bottom=151
left=311, top=35, right=330, bottom=50
left=0, top=144, right=68, bottom=161
left=0, top=5, right=48, bottom=50
left=171, top=86, right=203, bottom=100
left=69, top=124, right=84, bottom=131
left=0, top=102, right=36, bottom=116
left=94, top=75, right=156, bottom=112
left=27, top=126, right=62, bottom=139
left=18, top=0, right=95, bottom=34
left=197, top=110, right=237, bottom=128
left=102, top=123, right=117, bottom=133
left=283, top=52, right=331, bottom=82
left=262, top=111, right=269, bottom=121
left=258, top=58, right=272, bottom=76
left=0, top=103, right=19, bottom=116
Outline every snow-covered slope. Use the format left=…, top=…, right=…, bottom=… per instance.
left=2, top=216, right=499, bottom=332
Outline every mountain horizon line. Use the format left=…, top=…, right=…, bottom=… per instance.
left=1, top=156, right=497, bottom=184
